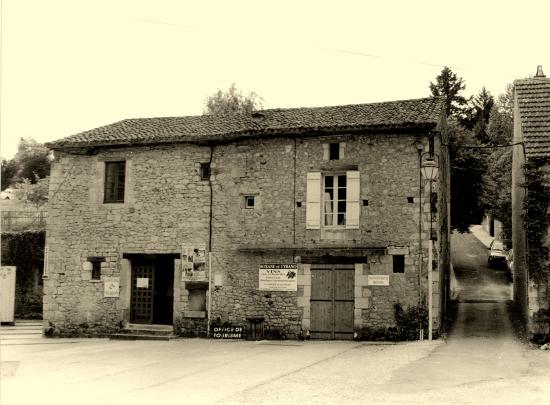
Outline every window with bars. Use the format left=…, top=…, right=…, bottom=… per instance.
left=104, top=161, right=126, bottom=203
left=323, top=174, right=347, bottom=226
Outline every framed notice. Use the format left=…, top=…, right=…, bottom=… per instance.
left=259, top=264, right=298, bottom=291
left=104, top=277, right=120, bottom=298
left=136, top=277, right=149, bottom=288
left=367, top=275, right=390, bottom=286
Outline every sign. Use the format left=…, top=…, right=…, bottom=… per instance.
left=367, top=275, right=390, bottom=286
left=104, top=277, right=120, bottom=298
left=136, top=277, right=149, bottom=288
left=259, top=264, right=298, bottom=291
left=212, top=326, right=244, bottom=339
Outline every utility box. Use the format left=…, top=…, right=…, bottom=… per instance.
left=0, top=266, right=16, bottom=324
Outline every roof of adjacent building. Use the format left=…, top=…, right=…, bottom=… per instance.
left=515, top=70, right=550, bottom=158
left=46, top=97, right=443, bottom=150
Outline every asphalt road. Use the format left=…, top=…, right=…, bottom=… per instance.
left=2, top=232, right=549, bottom=405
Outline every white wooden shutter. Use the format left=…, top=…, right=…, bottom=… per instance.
left=346, top=170, right=360, bottom=229
left=306, top=172, right=321, bottom=229
left=322, top=143, right=329, bottom=161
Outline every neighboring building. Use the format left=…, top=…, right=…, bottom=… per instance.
left=44, top=97, right=450, bottom=339
left=512, top=66, right=550, bottom=339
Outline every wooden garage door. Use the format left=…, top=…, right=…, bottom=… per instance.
left=310, top=264, right=355, bottom=339
left=130, top=259, right=155, bottom=324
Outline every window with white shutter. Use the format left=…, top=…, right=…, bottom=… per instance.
left=345, top=170, right=360, bottom=229
left=306, top=172, right=321, bottom=229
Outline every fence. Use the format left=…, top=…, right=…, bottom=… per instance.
left=1, top=211, right=47, bottom=231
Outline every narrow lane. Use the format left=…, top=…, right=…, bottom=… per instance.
left=381, top=231, right=528, bottom=397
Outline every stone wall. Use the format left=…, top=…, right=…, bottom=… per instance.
left=45, top=131, right=447, bottom=338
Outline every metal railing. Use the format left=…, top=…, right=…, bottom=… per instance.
left=1, top=210, right=47, bottom=231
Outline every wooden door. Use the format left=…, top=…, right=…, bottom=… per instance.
left=310, top=264, right=355, bottom=339
left=130, top=259, right=155, bottom=324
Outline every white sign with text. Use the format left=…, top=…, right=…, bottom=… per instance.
left=259, top=264, right=298, bottom=291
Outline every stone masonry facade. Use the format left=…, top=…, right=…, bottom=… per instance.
left=44, top=131, right=448, bottom=338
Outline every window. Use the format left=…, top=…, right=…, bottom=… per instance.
left=329, top=143, right=340, bottom=160
left=104, top=161, right=125, bottom=203
left=393, top=255, right=405, bottom=273
left=306, top=171, right=360, bottom=230
left=244, top=195, right=255, bottom=209
left=88, top=257, right=105, bottom=280
left=323, top=174, right=347, bottom=226
left=199, top=163, right=211, bottom=181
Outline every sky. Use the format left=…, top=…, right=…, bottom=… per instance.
left=1, top=0, right=549, bottom=159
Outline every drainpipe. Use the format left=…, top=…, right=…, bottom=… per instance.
left=207, top=144, right=214, bottom=337
left=416, top=140, right=424, bottom=340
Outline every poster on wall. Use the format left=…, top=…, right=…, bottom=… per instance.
left=259, top=264, right=298, bottom=291
left=103, top=277, right=120, bottom=298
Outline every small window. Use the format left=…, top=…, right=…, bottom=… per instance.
left=329, top=143, right=340, bottom=160
left=244, top=195, right=255, bottom=209
left=199, top=163, right=211, bottom=181
left=393, top=255, right=405, bottom=273
left=104, top=161, right=125, bottom=203
left=88, top=257, right=105, bottom=280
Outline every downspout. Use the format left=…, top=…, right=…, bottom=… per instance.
left=207, top=144, right=214, bottom=337
left=416, top=141, right=424, bottom=340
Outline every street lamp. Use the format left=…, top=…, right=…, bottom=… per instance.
left=420, top=153, right=439, bottom=341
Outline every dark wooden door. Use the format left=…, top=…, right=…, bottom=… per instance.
left=310, top=264, right=355, bottom=339
left=130, top=258, right=155, bottom=324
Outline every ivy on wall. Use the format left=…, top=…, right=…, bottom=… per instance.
left=1, top=230, right=45, bottom=285
left=522, top=161, right=550, bottom=283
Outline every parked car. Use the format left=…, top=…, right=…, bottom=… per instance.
left=488, top=239, right=507, bottom=268
left=505, top=249, right=514, bottom=281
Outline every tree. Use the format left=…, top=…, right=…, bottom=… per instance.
left=461, top=87, right=495, bottom=144
left=1, top=159, right=18, bottom=190
left=480, top=85, right=514, bottom=240
left=12, top=176, right=49, bottom=209
left=203, top=83, right=264, bottom=116
left=429, top=67, right=468, bottom=118
left=2, top=138, right=51, bottom=189
left=447, top=122, right=487, bottom=232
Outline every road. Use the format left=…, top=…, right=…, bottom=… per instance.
left=2, top=232, right=549, bottom=405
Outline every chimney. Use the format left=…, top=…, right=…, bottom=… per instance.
left=535, top=65, right=546, bottom=78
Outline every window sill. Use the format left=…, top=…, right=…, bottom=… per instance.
left=90, top=279, right=102, bottom=283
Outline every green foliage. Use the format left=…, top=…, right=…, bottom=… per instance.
left=447, top=121, right=487, bottom=232
left=203, top=83, right=263, bottom=116
left=480, top=86, right=514, bottom=240
left=461, top=87, right=495, bottom=144
left=354, top=303, right=428, bottom=341
left=12, top=176, right=49, bottom=208
left=522, top=161, right=550, bottom=283
left=1, top=138, right=51, bottom=189
left=429, top=66, right=468, bottom=118
left=1, top=159, right=18, bottom=190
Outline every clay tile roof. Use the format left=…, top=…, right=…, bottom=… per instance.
left=514, top=76, right=550, bottom=158
left=46, top=97, right=443, bottom=150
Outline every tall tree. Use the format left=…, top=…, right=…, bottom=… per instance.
left=480, top=84, right=514, bottom=240
left=429, top=67, right=468, bottom=118
left=461, top=87, right=495, bottom=143
left=2, top=138, right=51, bottom=189
left=447, top=122, right=487, bottom=232
left=203, top=83, right=263, bottom=116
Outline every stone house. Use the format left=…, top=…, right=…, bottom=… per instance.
left=512, top=66, right=550, bottom=339
left=44, top=97, right=450, bottom=339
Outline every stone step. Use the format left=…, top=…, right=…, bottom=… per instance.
left=109, top=333, right=174, bottom=341
left=0, top=329, right=42, bottom=335
left=0, top=325, right=43, bottom=331
left=1, top=333, right=44, bottom=340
